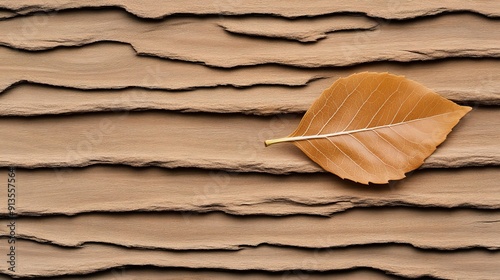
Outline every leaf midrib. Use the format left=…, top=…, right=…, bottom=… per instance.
left=265, top=111, right=457, bottom=146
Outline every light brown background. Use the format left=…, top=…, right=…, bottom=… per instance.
left=0, top=1, right=499, bottom=279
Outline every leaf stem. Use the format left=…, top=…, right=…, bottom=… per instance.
left=264, top=137, right=295, bottom=147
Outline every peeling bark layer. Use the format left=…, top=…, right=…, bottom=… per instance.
left=0, top=108, right=497, bottom=172
left=218, top=15, right=378, bottom=42
left=1, top=209, right=499, bottom=250
left=1, top=239, right=498, bottom=279
left=0, top=0, right=498, bottom=19
left=0, top=10, right=378, bottom=45
left=0, top=167, right=498, bottom=216
left=18, top=269, right=399, bottom=280
left=37, top=268, right=399, bottom=280
left=0, top=12, right=498, bottom=67
left=1, top=59, right=499, bottom=117
left=0, top=43, right=324, bottom=93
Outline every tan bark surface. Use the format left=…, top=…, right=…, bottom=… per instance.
left=0, top=108, right=497, bottom=171
left=2, top=209, right=498, bottom=250
left=0, top=2, right=498, bottom=279
left=218, top=15, right=377, bottom=42
left=0, top=12, right=498, bottom=67
left=0, top=166, right=498, bottom=216
left=1, top=59, right=499, bottom=117
left=1, top=0, right=498, bottom=19
left=0, top=43, right=323, bottom=93
left=52, top=269, right=399, bottom=280
left=1, top=239, right=498, bottom=279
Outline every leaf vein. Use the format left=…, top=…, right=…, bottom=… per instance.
left=349, top=134, right=398, bottom=172
left=316, top=75, right=369, bottom=134
left=327, top=137, right=372, bottom=179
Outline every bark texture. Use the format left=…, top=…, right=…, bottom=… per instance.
left=0, top=2, right=498, bottom=279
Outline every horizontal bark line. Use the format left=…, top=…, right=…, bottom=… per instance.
left=0, top=9, right=379, bottom=45
left=18, top=268, right=399, bottom=280
left=1, top=209, right=499, bottom=250
left=0, top=167, right=498, bottom=216
left=217, top=15, right=378, bottom=42
left=1, top=239, right=498, bottom=279
left=0, top=13, right=498, bottom=68
left=0, top=42, right=324, bottom=94
left=1, top=59, right=499, bottom=117
left=0, top=108, right=498, bottom=172
left=0, top=0, right=498, bottom=19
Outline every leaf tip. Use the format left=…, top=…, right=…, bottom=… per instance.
left=463, top=105, right=473, bottom=113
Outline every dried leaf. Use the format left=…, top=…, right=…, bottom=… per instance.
left=265, top=72, right=471, bottom=184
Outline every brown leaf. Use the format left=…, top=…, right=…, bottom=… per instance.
left=265, top=72, right=471, bottom=184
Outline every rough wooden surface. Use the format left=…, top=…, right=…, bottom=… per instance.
left=0, top=167, right=498, bottom=216
left=2, top=239, right=498, bottom=279
left=1, top=0, right=499, bottom=19
left=218, top=15, right=378, bottom=42
left=0, top=43, right=325, bottom=93
left=32, top=269, right=400, bottom=280
left=0, top=12, right=498, bottom=67
left=48, top=269, right=400, bottom=280
left=1, top=59, right=499, bottom=118
left=0, top=10, right=378, bottom=45
left=2, top=209, right=498, bottom=250
left=0, top=2, right=498, bottom=279
left=0, top=108, right=497, bottom=171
